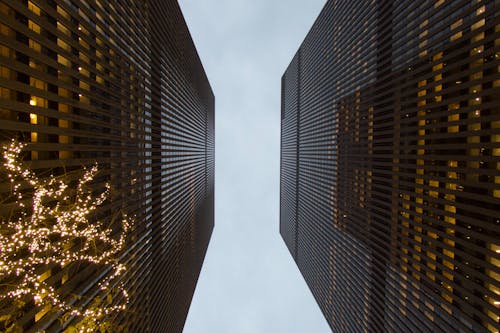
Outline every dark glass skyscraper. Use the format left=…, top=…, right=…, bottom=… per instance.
left=281, top=0, right=500, bottom=332
left=0, top=0, right=213, bottom=332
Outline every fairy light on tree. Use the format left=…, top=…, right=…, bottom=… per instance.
left=0, top=140, right=131, bottom=332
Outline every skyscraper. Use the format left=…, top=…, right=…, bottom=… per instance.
left=0, top=0, right=213, bottom=332
left=280, top=0, right=500, bottom=332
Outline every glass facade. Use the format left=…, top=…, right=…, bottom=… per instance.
left=0, top=0, right=214, bottom=331
left=280, top=0, right=500, bottom=332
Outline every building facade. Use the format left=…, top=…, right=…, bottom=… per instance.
left=0, top=0, right=214, bottom=332
left=280, top=0, right=500, bottom=332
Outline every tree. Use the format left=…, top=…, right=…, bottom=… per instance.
left=0, top=140, right=131, bottom=332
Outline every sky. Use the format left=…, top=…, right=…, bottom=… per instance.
left=177, top=1, right=331, bottom=332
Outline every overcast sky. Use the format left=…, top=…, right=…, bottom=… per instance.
left=178, top=1, right=331, bottom=332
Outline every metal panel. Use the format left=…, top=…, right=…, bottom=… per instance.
left=280, top=0, right=500, bottom=332
left=0, top=0, right=214, bottom=331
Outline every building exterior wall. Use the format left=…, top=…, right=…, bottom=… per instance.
left=280, top=0, right=500, bottom=332
left=0, top=0, right=214, bottom=331
left=280, top=52, right=299, bottom=258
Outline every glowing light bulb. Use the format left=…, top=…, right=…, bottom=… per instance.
left=1, top=140, right=132, bottom=329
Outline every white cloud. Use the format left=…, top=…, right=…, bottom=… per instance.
left=179, top=1, right=331, bottom=332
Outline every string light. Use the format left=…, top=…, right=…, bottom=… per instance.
left=1, top=139, right=132, bottom=331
